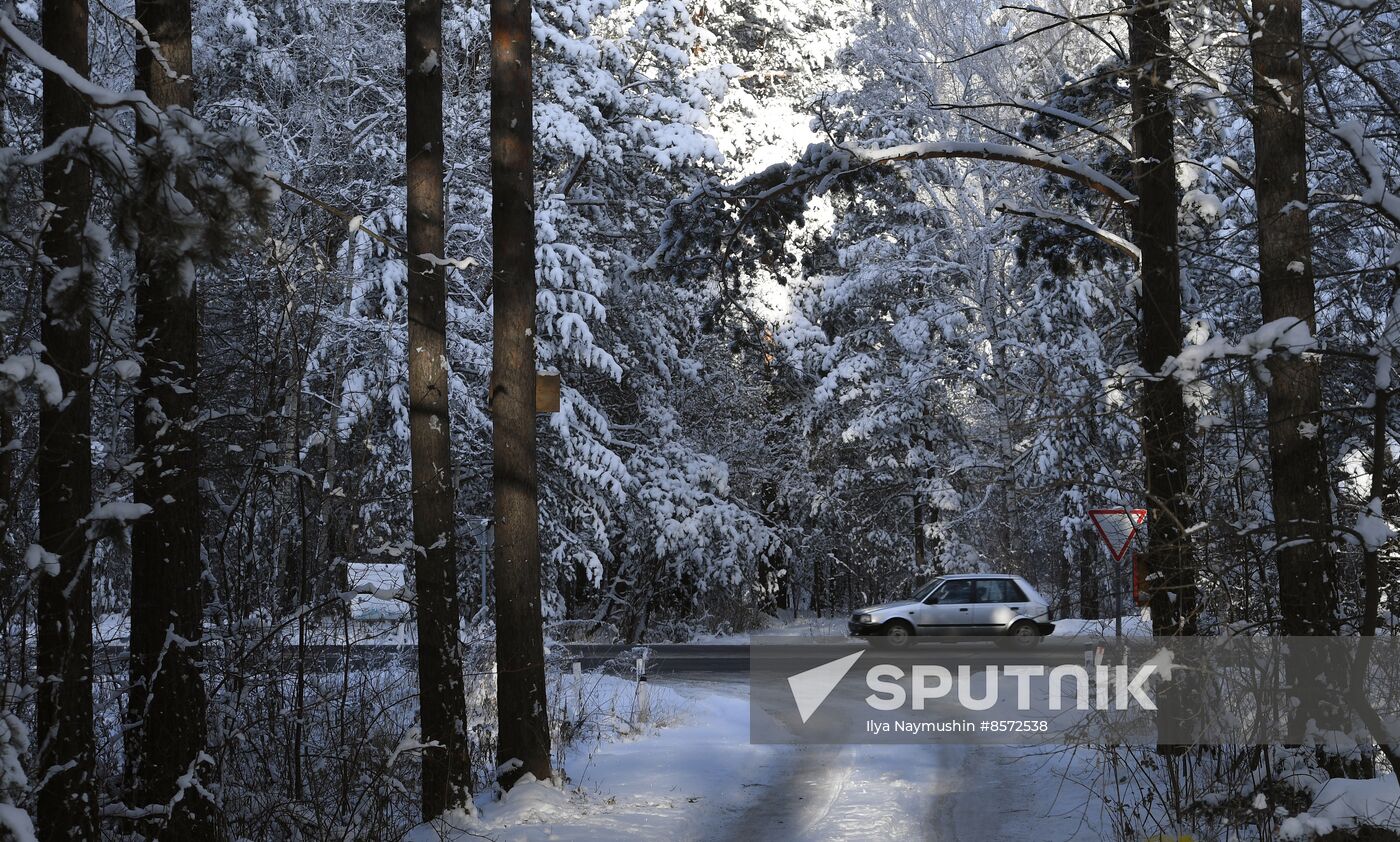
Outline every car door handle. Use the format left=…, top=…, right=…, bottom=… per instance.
left=958, top=608, right=969, bottom=612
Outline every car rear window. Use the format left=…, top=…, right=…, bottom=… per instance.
left=977, top=578, right=1029, bottom=603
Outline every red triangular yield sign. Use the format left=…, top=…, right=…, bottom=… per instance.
left=1088, top=509, right=1147, bottom=561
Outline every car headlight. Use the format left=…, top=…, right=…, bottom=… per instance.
left=857, top=614, right=874, bottom=624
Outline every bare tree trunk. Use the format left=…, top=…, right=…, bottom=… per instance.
left=912, top=494, right=926, bottom=571
left=491, top=0, right=552, bottom=789
left=758, top=478, right=787, bottom=611
left=406, top=0, right=473, bottom=816
left=1129, top=0, right=1197, bottom=637
left=1249, top=0, right=1337, bottom=636
left=126, top=1, right=218, bottom=835
left=1353, top=284, right=1400, bottom=772
left=0, top=411, right=13, bottom=604
left=1077, top=534, right=1100, bottom=619
left=1055, top=548, right=1071, bottom=620
left=37, top=1, right=97, bottom=838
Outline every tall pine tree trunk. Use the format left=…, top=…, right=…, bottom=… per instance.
left=491, top=0, right=552, bottom=789
left=1249, top=0, right=1336, bottom=637
left=1249, top=0, right=1346, bottom=764
left=1129, top=0, right=1197, bottom=637
left=37, top=1, right=98, bottom=838
left=127, top=1, right=218, bottom=835
left=406, top=0, right=473, bottom=816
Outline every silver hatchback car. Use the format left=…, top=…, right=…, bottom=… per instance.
left=847, top=574, right=1055, bottom=647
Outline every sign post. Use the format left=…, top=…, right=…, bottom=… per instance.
left=1087, top=508, right=1147, bottom=639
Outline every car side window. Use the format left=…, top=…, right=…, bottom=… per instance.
left=939, top=580, right=975, bottom=604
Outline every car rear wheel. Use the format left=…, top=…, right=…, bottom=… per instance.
left=999, top=620, right=1042, bottom=649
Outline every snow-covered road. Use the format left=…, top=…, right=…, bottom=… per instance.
left=412, top=672, right=1102, bottom=841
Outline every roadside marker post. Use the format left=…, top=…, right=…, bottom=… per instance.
left=634, top=656, right=650, bottom=725
left=572, top=660, right=584, bottom=727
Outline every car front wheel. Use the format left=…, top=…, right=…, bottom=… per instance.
left=879, top=621, right=915, bottom=648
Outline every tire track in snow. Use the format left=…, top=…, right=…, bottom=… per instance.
left=715, top=744, right=856, bottom=840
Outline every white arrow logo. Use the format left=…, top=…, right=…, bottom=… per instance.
left=787, top=651, right=863, bottom=723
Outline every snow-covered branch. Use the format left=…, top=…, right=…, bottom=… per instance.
left=993, top=201, right=1140, bottom=261
left=842, top=141, right=1137, bottom=206
left=1330, top=120, right=1400, bottom=236
left=0, top=12, right=160, bottom=124
left=1168, top=318, right=1316, bottom=384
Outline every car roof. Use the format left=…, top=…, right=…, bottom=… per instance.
left=938, top=573, right=1018, bottom=580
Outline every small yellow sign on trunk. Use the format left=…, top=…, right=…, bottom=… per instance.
left=534, top=372, right=560, bottom=414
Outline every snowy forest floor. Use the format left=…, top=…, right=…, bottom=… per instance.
left=407, top=674, right=1104, bottom=841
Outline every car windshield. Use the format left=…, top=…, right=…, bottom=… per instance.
left=911, top=578, right=945, bottom=602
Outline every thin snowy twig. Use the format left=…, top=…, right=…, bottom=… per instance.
left=925, top=99, right=1132, bottom=153
left=949, top=5, right=1131, bottom=65
left=270, top=175, right=480, bottom=279
left=90, top=0, right=189, bottom=84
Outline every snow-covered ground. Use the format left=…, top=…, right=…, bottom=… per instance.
left=407, top=679, right=781, bottom=841
left=1049, top=614, right=1151, bottom=638
left=408, top=675, right=1103, bottom=841
left=687, top=612, right=851, bottom=643
left=1287, top=774, right=1400, bottom=838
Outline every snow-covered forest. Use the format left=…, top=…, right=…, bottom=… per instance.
left=2, top=0, right=1400, bottom=837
